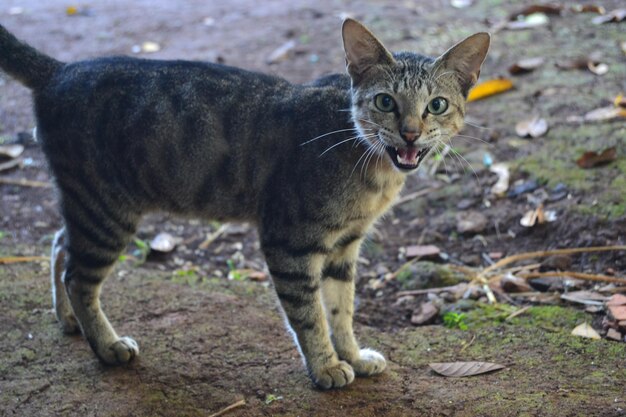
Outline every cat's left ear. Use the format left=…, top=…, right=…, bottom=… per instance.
left=342, top=18, right=395, bottom=84
left=435, top=32, right=490, bottom=94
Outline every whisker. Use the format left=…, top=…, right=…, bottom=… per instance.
left=464, top=120, right=492, bottom=130
left=319, top=134, right=376, bottom=157
left=300, top=128, right=363, bottom=146
left=449, top=147, right=480, bottom=183
left=451, top=134, right=492, bottom=146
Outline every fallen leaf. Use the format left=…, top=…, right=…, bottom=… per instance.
left=614, top=94, right=626, bottom=109
left=515, top=116, right=548, bottom=138
left=508, top=57, right=545, bottom=75
left=592, top=8, right=626, bottom=24
left=561, top=291, right=608, bottom=306
left=576, top=147, right=617, bottom=169
left=571, top=4, right=605, bottom=14
left=266, top=40, right=297, bottom=64
left=429, top=362, right=505, bottom=377
left=621, top=41, right=626, bottom=55
left=583, top=106, right=626, bottom=121
left=0, top=144, right=24, bottom=159
left=520, top=205, right=556, bottom=227
left=490, top=163, right=510, bottom=195
left=510, top=4, right=562, bottom=18
left=405, top=245, right=441, bottom=259
left=556, top=56, right=609, bottom=75
left=501, top=273, right=533, bottom=293
left=411, top=301, right=439, bottom=325
left=149, top=232, right=181, bottom=253
left=505, top=12, right=550, bottom=30
left=571, top=322, right=601, bottom=339
left=456, top=210, right=488, bottom=234
left=467, top=78, right=514, bottom=102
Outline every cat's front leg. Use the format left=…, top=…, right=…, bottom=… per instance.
left=265, top=251, right=354, bottom=389
left=322, top=245, right=386, bottom=377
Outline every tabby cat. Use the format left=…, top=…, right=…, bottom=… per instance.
left=0, top=19, right=489, bottom=389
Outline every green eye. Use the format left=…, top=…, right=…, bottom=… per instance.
left=374, top=94, right=396, bottom=112
left=427, top=97, right=448, bottom=115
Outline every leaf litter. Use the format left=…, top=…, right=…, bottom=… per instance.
left=429, top=362, right=506, bottom=377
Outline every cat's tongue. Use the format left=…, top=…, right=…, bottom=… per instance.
left=396, top=147, right=419, bottom=166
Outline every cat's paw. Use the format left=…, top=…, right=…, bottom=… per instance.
left=312, top=360, right=355, bottom=389
left=100, top=337, right=139, bottom=365
left=350, top=348, right=386, bottom=376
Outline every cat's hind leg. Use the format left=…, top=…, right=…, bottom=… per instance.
left=321, top=240, right=386, bottom=377
left=57, top=188, right=140, bottom=365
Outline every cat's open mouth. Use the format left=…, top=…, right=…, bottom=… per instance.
left=386, top=146, right=431, bottom=171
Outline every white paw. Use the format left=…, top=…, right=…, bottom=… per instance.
left=102, top=337, right=139, bottom=365
left=313, top=360, right=355, bottom=389
left=350, top=348, right=386, bottom=376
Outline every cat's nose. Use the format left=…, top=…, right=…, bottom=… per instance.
left=400, top=129, right=420, bottom=143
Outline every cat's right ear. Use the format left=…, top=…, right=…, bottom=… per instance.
left=342, top=19, right=395, bottom=84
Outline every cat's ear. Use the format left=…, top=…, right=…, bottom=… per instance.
left=435, top=32, right=490, bottom=94
left=342, top=18, right=395, bottom=83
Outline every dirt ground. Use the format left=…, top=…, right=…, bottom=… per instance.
left=1, top=0, right=625, bottom=416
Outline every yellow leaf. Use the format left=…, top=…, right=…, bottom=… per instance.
left=467, top=78, right=514, bottom=102
left=66, top=6, right=78, bottom=15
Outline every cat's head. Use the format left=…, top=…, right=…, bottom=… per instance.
left=342, top=19, right=490, bottom=172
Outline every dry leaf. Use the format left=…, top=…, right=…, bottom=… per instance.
left=467, top=79, right=514, bottom=102
left=0, top=144, right=25, bottom=159
left=583, top=106, right=626, bottom=121
left=510, top=5, right=562, bottom=18
left=505, top=13, right=550, bottom=30
left=614, top=94, right=626, bottom=108
left=405, top=245, right=441, bottom=259
left=571, top=5, right=605, bottom=14
left=571, top=322, right=601, bottom=339
left=429, top=362, right=505, bottom=377
left=592, top=8, right=626, bottom=24
left=515, top=116, right=548, bottom=138
left=149, top=232, right=181, bottom=253
left=576, top=147, right=617, bottom=169
left=501, top=273, right=533, bottom=293
left=520, top=205, right=556, bottom=227
left=508, top=57, right=545, bottom=75
left=490, top=163, right=510, bottom=195
left=621, top=41, right=626, bottom=55
left=561, top=291, right=608, bottom=306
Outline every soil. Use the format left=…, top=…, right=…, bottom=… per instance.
left=1, top=0, right=625, bottom=416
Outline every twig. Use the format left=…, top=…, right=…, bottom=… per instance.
left=459, top=334, right=476, bottom=353
left=481, top=246, right=626, bottom=276
left=0, top=177, right=52, bottom=188
left=396, top=187, right=438, bottom=206
left=505, top=306, right=531, bottom=321
left=0, top=256, right=48, bottom=265
left=208, top=399, right=246, bottom=417
left=198, top=224, right=228, bottom=250
left=396, top=284, right=464, bottom=297
left=518, top=271, right=626, bottom=284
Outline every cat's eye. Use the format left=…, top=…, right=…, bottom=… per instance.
left=427, top=97, right=448, bottom=115
left=374, top=94, right=396, bottom=112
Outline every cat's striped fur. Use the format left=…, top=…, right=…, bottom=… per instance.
left=0, top=19, right=489, bottom=389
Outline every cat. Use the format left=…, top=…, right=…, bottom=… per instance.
left=0, top=19, right=489, bottom=389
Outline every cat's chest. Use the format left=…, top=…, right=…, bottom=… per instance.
left=347, top=171, right=405, bottom=225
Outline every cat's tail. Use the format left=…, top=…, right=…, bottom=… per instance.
left=0, top=24, right=63, bottom=90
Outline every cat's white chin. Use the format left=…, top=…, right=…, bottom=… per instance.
left=385, top=145, right=430, bottom=172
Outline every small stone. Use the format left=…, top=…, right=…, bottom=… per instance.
left=456, top=210, right=488, bottom=234
left=605, top=328, right=623, bottom=342
left=618, top=320, right=626, bottom=328
left=541, top=255, right=572, bottom=271
left=608, top=305, right=626, bottom=321
left=405, top=244, right=441, bottom=260
left=607, top=294, right=626, bottom=306
left=411, top=301, right=439, bottom=325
